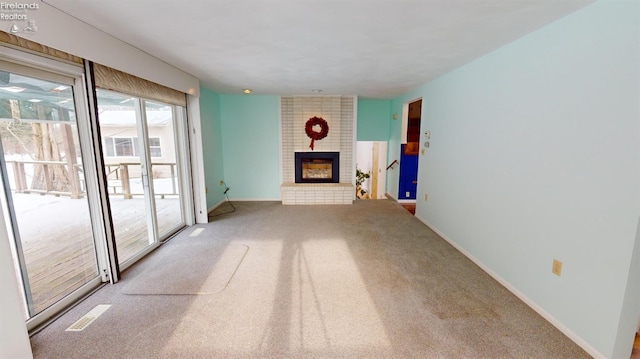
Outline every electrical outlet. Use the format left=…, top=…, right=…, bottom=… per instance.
left=552, top=259, right=562, bottom=276
left=424, top=194, right=428, bottom=201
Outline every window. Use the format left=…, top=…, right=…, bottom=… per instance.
left=114, top=138, right=136, bottom=157
left=103, top=137, right=161, bottom=157
left=148, top=137, right=162, bottom=157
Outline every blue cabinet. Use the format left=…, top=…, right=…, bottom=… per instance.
left=399, top=144, right=418, bottom=200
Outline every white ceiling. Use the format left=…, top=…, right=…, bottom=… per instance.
left=44, top=0, right=593, bottom=99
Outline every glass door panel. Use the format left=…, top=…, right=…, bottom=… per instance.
left=145, top=101, right=183, bottom=237
left=96, top=91, right=186, bottom=265
left=96, top=89, right=152, bottom=265
left=0, top=70, right=98, bottom=316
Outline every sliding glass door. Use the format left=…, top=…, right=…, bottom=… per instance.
left=96, top=89, right=185, bottom=266
left=145, top=100, right=184, bottom=237
left=0, top=63, right=101, bottom=319
left=0, top=47, right=192, bottom=330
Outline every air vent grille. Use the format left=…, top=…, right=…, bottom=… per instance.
left=66, top=304, right=111, bottom=332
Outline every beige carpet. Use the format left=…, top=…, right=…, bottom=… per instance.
left=121, top=242, right=247, bottom=295
left=30, top=200, right=590, bottom=358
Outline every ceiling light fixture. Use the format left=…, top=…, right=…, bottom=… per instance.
left=28, top=99, right=42, bottom=103
left=243, top=89, right=252, bottom=94
left=312, top=89, right=322, bottom=93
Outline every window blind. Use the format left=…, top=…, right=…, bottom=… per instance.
left=93, top=63, right=186, bottom=107
left=0, top=30, right=83, bottom=65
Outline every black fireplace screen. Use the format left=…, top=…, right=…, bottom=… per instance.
left=295, top=152, right=339, bottom=183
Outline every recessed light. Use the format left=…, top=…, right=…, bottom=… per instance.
left=28, top=99, right=42, bottom=103
left=312, top=89, right=322, bottom=93
left=243, top=89, right=252, bottom=94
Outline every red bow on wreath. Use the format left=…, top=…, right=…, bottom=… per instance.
left=305, top=116, right=329, bottom=150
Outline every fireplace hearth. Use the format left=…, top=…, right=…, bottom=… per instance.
left=295, top=152, right=339, bottom=183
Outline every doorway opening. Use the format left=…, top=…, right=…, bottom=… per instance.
left=398, top=99, right=421, bottom=201
left=356, top=141, right=387, bottom=199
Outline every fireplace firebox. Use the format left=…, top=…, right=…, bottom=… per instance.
left=295, top=152, right=339, bottom=183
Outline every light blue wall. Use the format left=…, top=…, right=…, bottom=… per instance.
left=199, top=87, right=225, bottom=209
left=219, top=95, right=281, bottom=200
left=356, top=99, right=391, bottom=141
left=406, top=1, right=639, bottom=357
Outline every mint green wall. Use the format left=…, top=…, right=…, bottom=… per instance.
left=386, top=99, right=402, bottom=200
left=219, top=95, right=280, bottom=200
left=199, top=87, right=225, bottom=209
left=402, top=1, right=639, bottom=357
left=356, top=99, right=391, bottom=141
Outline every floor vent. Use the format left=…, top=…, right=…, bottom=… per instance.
left=66, top=304, right=111, bottom=332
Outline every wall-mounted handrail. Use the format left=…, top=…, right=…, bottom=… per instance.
left=386, top=159, right=399, bottom=170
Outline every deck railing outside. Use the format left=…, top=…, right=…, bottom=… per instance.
left=7, top=160, right=178, bottom=199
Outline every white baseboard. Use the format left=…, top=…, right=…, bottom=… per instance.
left=397, top=199, right=416, bottom=204
left=414, top=213, right=606, bottom=359
left=384, top=193, right=415, bottom=204
left=210, top=198, right=282, bottom=209
left=208, top=198, right=282, bottom=216
left=228, top=198, right=281, bottom=202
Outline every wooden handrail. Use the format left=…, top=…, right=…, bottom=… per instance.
left=6, top=159, right=83, bottom=198
left=105, top=162, right=178, bottom=199
left=386, top=159, right=399, bottom=170
left=6, top=160, right=178, bottom=200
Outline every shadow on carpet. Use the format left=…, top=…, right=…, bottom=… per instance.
left=121, top=242, right=248, bottom=295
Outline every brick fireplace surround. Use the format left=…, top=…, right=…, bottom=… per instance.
left=280, top=96, right=355, bottom=205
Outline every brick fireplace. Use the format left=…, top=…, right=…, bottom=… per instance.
left=280, top=96, right=355, bottom=205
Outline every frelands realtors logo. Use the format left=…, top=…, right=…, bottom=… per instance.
left=1, top=2, right=39, bottom=34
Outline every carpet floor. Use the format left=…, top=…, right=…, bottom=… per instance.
left=30, top=200, right=590, bottom=358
